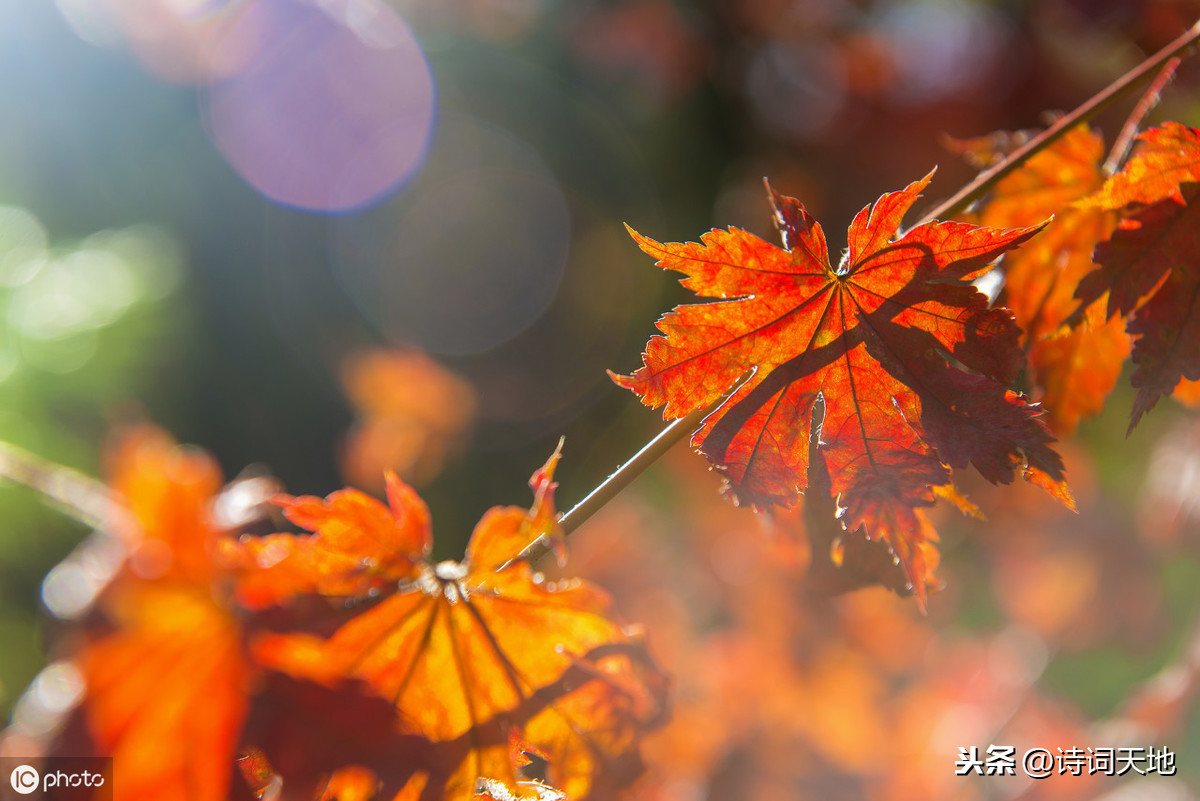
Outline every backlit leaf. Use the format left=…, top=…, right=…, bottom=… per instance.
left=1083, top=192, right=1200, bottom=429
left=1077, top=121, right=1200, bottom=212
left=1071, top=124, right=1200, bottom=429
left=962, top=124, right=1129, bottom=434
left=614, top=174, right=1069, bottom=605
left=78, top=427, right=249, bottom=801
left=224, top=471, right=431, bottom=608
left=81, top=584, right=247, bottom=801
left=231, top=448, right=666, bottom=800
left=340, top=348, right=477, bottom=490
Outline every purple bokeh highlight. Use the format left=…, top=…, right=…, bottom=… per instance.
left=205, top=0, right=435, bottom=212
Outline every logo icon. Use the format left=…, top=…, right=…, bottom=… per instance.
left=10, top=765, right=39, bottom=795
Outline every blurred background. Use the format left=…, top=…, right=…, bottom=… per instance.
left=3, top=0, right=1200, bottom=798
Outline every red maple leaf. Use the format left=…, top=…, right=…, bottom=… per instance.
left=613, top=173, right=1071, bottom=606
left=1073, top=122, right=1200, bottom=429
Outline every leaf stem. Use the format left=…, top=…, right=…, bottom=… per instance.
left=916, top=17, right=1200, bottom=226
left=560, top=408, right=706, bottom=536
left=520, top=405, right=708, bottom=565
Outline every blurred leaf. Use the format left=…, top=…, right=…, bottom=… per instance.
left=1072, top=123, right=1200, bottom=429
left=70, top=427, right=248, bottom=801
left=963, top=124, right=1128, bottom=435
left=340, top=349, right=476, bottom=490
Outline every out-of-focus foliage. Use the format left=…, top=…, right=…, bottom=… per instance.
left=0, top=207, right=183, bottom=723
left=5, top=428, right=666, bottom=801
left=548, top=427, right=1200, bottom=800
left=2, top=0, right=1200, bottom=798
left=339, top=348, right=476, bottom=491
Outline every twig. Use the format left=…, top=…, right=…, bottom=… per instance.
left=518, top=405, right=709, bottom=565
left=559, top=409, right=706, bottom=538
left=0, top=441, right=128, bottom=533
left=916, top=18, right=1200, bottom=227
left=1103, top=56, right=1181, bottom=175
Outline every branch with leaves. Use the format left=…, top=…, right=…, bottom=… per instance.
left=4, top=16, right=1200, bottom=801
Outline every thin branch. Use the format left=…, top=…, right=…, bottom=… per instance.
left=518, top=405, right=708, bottom=565
left=0, top=441, right=128, bottom=533
left=562, top=408, right=706, bottom=537
left=916, top=17, right=1200, bottom=227
left=1103, top=56, right=1181, bottom=175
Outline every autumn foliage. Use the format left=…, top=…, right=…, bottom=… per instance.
left=952, top=123, right=1129, bottom=435
left=956, top=120, right=1200, bottom=435
left=79, top=428, right=248, bottom=801
left=614, top=113, right=1200, bottom=610
left=16, top=428, right=665, bottom=801
left=615, top=173, right=1070, bottom=605
left=339, top=348, right=477, bottom=491
left=1072, top=122, right=1200, bottom=426
left=7, top=29, right=1200, bottom=801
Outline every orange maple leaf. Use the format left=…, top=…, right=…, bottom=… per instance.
left=960, top=123, right=1130, bottom=435
left=77, top=426, right=250, bottom=801
left=613, top=173, right=1070, bottom=605
left=225, top=470, right=431, bottom=608
left=1078, top=121, right=1200, bottom=211
left=80, top=585, right=247, bottom=801
left=230, top=446, right=666, bottom=800
left=1072, top=122, right=1200, bottom=430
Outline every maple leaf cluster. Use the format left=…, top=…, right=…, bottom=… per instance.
left=956, top=120, right=1200, bottom=436
left=1069, top=122, right=1200, bottom=427
left=5, top=68, right=1200, bottom=801
left=7, top=426, right=666, bottom=801
left=614, top=118, right=1200, bottom=606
